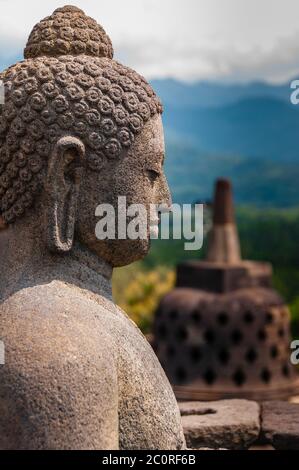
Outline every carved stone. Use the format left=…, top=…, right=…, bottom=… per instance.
left=153, top=179, right=299, bottom=401
left=260, top=401, right=299, bottom=449
left=180, top=400, right=260, bottom=449
left=0, top=6, right=185, bottom=450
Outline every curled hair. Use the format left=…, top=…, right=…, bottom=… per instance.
left=0, top=7, right=162, bottom=223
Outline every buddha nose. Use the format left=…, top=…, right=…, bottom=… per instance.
left=157, top=173, right=172, bottom=210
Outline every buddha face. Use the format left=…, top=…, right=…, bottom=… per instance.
left=0, top=7, right=170, bottom=268
left=76, top=114, right=171, bottom=267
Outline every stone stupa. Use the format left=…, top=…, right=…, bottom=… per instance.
left=153, top=179, right=299, bottom=401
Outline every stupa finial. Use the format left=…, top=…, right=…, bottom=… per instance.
left=206, top=178, right=241, bottom=264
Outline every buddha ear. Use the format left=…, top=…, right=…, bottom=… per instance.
left=45, top=136, right=85, bottom=253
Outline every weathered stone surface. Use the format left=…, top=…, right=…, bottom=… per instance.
left=248, top=444, right=275, bottom=450
left=0, top=5, right=185, bottom=450
left=289, top=395, right=299, bottom=404
left=193, top=447, right=227, bottom=450
left=180, top=400, right=260, bottom=449
left=261, top=401, right=299, bottom=449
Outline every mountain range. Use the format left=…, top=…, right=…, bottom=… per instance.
left=150, top=78, right=299, bottom=206
left=151, top=78, right=293, bottom=108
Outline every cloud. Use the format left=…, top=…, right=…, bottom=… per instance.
left=1, top=0, right=299, bottom=83
left=114, top=33, right=299, bottom=84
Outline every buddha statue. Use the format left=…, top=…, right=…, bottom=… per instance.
left=0, top=6, right=185, bottom=450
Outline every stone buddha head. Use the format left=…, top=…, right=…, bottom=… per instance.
left=0, top=5, right=171, bottom=267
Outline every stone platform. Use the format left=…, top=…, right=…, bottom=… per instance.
left=180, top=399, right=299, bottom=450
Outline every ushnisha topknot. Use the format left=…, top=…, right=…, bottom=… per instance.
left=24, top=5, right=114, bottom=59
left=0, top=5, right=162, bottom=224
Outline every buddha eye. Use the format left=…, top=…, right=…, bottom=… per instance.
left=146, top=168, right=160, bottom=183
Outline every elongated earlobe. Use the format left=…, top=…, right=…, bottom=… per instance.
left=45, top=136, right=85, bottom=253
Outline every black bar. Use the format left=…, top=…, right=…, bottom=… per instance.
left=0, top=450, right=296, bottom=467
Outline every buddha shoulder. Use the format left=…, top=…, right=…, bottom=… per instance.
left=0, top=281, right=119, bottom=356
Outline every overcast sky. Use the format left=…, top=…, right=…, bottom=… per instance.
left=1, top=0, right=299, bottom=83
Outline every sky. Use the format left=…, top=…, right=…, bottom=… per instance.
left=1, top=0, right=299, bottom=83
